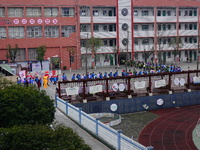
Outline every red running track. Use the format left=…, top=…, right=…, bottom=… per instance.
left=138, top=105, right=200, bottom=150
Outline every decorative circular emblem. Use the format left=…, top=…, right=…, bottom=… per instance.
left=110, top=104, right=118, bottom=112
left=112, top=83, right=119, bottom=91
left=119, top=84, right=125, bottom=91
left=122, top=38, right=128, bottom=46
left=22, top=19, right=27, bottom=24
left=122, top=23, right=129, bottom=31
left=180, top=78, right=185, bottom=86
left=29, top=19, right=35, bottom=24
left=37, top=19, right=43, bottom=24
left=121, top=8, right=128, bottom=16
left=14, top=19, right=19, bottom=24
left=157, top=98, right=164, bottom=106
left=174, top=78, right=179, bottom=86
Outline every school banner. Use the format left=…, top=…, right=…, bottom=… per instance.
left=193, top=76, right=200, bottom=84
left=19, top=70, right=26, bottom=80
left=89, top=85, right=103, bottom=94
left=66, top=87, right=79, bottom=95
left=134, top=81, right=146, bottom=89
left=155, top=79, right=166, bottom=88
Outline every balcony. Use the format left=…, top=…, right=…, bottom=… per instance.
left=134, top=16, right=154, bottom=23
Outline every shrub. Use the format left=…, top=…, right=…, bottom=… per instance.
left=0, top=85, right=55, bottom=128
left=0, top=124, right=91, bottom=150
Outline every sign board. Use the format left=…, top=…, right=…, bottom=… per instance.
left=89, top=85, right=103, bottom=94
left=155, top=79, right=166, bottom=88
left=66, top=87, right=79, bottom=95
left=134, top=81, right=146, bottom=89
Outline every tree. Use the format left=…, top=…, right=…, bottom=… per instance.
left=67, top=47, right=76, bottom=71
left=0, top=124, right=92, bottom=150
left=0, top=84, right=55, bottom=128
left=36, top=45, right=46, bottom=70
left=86, top=37, right=103, bottom=69
left=168, top=37, right=183, bottom=64
left=5, top=44, right=19, bottom=63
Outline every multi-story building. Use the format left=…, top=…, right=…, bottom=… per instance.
left=0, top=0, right=200, bottom=70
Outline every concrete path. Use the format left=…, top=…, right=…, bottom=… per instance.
left=43, top=84, right=111, bottom=150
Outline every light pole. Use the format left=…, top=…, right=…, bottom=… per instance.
left=197, top=27, right=200, bottom=74
left=85, top=33, right=89, bottom=77
left=125, top=31, right=129, bottom=72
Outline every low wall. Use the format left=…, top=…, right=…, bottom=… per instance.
left=74, top=91, right=200, bottom=114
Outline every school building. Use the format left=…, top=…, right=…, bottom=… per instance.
left=0, top=0, right=200, bottom=70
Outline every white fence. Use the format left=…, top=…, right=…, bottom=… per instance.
left=56, top=97, right=153, bottom=150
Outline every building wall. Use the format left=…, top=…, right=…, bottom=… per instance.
left=1, top=0, right=200, bottom=70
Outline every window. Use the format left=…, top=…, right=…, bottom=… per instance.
left=134, top=10, right=138, bottom=16
left=16, top=49, right=26, bottom=61
left=80, top=40, right=86, bottom=47
left=109, top=39, right=116, bottom=46
left=28, top=48, right=37, bottom=60
left=185, top=37, right=188, bottom=43
left=189, top=24, right=193, bottom=30
left=163, top=39, right=167, bottom=44
left=8, top=7, right=23, bottom=17
left=179, top=11, right=181, bottom=16
left=0, top=27, right=6, bottom=39
left=27, top=26, right=42, bottom=38
left=8, top=26, right=24, bottom=39
left=134, top=38, right=138, bottom=45
left=61, top=8, right=74, bottom=17
left=189, top=37, right=193, bottom=43
left=103, top=40, right=108, bottom=46
left=179, top=24, right=181, bottom=30
left=158, top=24, right=161, bottom=31
left=157, top=10, right=161, bottom=16
left=162, top=10, right=166, bottom=16
left=167, top=51, right=171, bottom=58
left=80, top=24, right=90, bottom=32
left=44, top=26, right=59, bottom=38
left=0, top=7, right=5, bottom=17
left=103, top=25, right=108, bottom=31
left=167, top=10, right=171, bottom=16
left=109, top=24, right=116, bottom=31
left=80, top=6, right=90, bottom=16
left=184, top=11, right=188, bottom=16
left=194, top=37, right=197, bottom=43
left=194, top=10, right=197, bottom=16
left=142, top=25, right=149, bottom=31
left=103, top=10, right=108, bottom=16
left=44, top=7, right=58, bottom=17
left=163, top=24, right=166, bottom=31
left=168, top=24, right=171, bottom=30
left=62, top=26, right=75, bottom=37
left=70, top=56, right=74, bottom=63
left=185, top=24, right=188, bottom=30
left=194, top=24, right=197, bottom=30
left=26, top=7, right=41, bottom=17
left=142, top=10, right=149, bottom=16
left=93, top=10, right=99, bottom=16
left=189, top=10, right=193, bottom=16
left=93, top=24, right=99, bottom=32
left=142, top=38, right=149, bottom=45
left=134, top=25, right=138, bottom=31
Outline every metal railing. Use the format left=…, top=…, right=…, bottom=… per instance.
left=56, top=97, right=152, bottom=150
